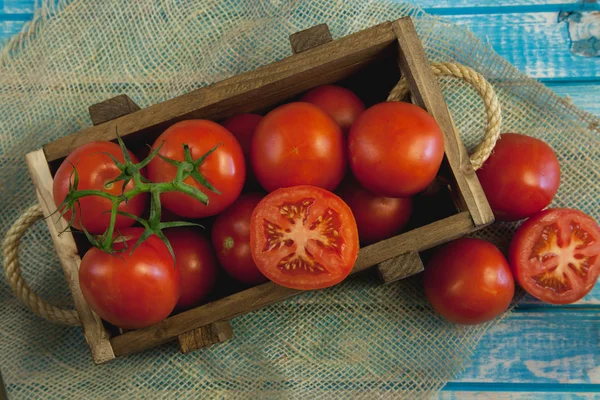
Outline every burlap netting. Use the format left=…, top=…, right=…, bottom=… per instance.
left=1, top=1, right=598, bottom=399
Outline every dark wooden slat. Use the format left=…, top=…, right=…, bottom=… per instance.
left=177, top=321, right=234, bottom=354
left=88, top=94, right=141, bottom=126
left=392, top=18, right=494, bottom=229
left=43, top=22, right=397, bottom=162
left=290, top=24, right=333, bottom=54
left=110, top=211, right=474, bottom=357
left=376, top=251, right=425, bottom=284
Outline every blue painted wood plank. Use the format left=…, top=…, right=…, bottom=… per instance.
left=3, top=0, right=35, bottom=13
left=443, top=11, right=600, bottom=79
left=453, top=310, right=600, bottom=383
left=440, top=384, right=600, bottom=398
left=545, top=81, right=600, bottom=117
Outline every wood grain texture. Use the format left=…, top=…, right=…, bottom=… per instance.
left=376, top=250, right=424, bottom=284
left=393, top=18, right=494, bottom=228
left=43, top=22, right=397, bottom=162
left=24, top=149, right=115, bottom=364
left=456, top=310, right=600, bottom=383
left=88, top=94, right=141, bottom=126
left=177, top=321, right=234, bottom=354
left=444, top=12, right=600, bottom=79
left=546, top=82, right=600, bottom=117
left=439, top=388, right=600, bottom=399
left=110, top=211, right=475, bottom=357
left=290, top=23, right=332, bottom=54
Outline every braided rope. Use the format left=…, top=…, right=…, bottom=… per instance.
left=388, top=62, right=502, bottom=170
left=4, top=62, right=501, bottom=326
left=2, top=204, right=80, bottom=326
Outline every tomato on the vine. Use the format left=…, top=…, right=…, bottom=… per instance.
left=509, top=208, right=600, bottom=304
left=212, top=193, right=268, bottom=285
left=53, top=141, right=148, bottom=234
left=348, top=101, right=445, bottom=198
left=250, top=185, right=359, bottom=290
left=336, top=177, right=412, bottom=245
left=165, top=227, right=218, bottom=310
left=79, top=228, right=180, bottom=330
left=477, top=133, right=561, bottom=221
left=251, top=102, right=346, bottom=192
left=147, top=120, right=245, bottom=218
left=300, top=85, right=365, bottom=134
left=424, top=238, right=515, bottom=325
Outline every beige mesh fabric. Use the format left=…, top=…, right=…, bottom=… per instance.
left=1, top=1, right=599, bottom=399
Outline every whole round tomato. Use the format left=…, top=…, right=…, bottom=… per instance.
left=477, top=133, right=560, bottom=221
left=79, top=228, right=180, bottom=330
left=336, top=177, right=412, bottom=245
left=250, top=185, right=359, bottom=290
left=53, top=141, right=148, bottom=234
left=424, top=238, right=515, bottom=325
left=509, top=208, right=600, bottom=304
left=222, top=113, right=263, bottom=185
left=348, top=101, right=445, bottom=198
left=212, top=193, right=268, bottom=285
left=251, top=102, right=346, bottom=192
left=165, top=227, right=218, bottom=311
left=147, top=120, right=245, bottom=218
left=300, top=85, right=365, bottom=134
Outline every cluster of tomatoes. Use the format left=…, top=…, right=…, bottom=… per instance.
left=52, top=83, right=600, bottom=330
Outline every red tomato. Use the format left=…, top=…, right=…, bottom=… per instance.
left=222, top=113, right=262, bottom=186
left=424, top=238, right=515, bottom=325
left=251, top=102, right=346, bottom=192
left=79, top=228, right=180, bottom=329
left=300, top=85, right=365, bottom=134
left=509, top=208, right=600, bottom=304
left=212, top=193, right=268, bottom=285
left=477, top=133, right=561, bottom=221
left=250, top=185, right=359, bottom=290
left=147, top=120, right=245, bottom=218
left=165, top=227, right=218, bottom=310
left=348, top=101, right=445, bottom=197
left=221, top=113, right=262, bottom=156
left=52, top=141, right=148, bottom=234
left=336, top=177, right=412, bottom=245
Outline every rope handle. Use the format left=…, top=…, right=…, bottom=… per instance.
left=3, top=62, right=501, bottom=326
left=3, top=204, right=80, bottom=326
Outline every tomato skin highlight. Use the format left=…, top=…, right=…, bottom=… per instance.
left=300, top=85, right=365, bottom=134
left=78, top=228, right=181, bottom=330
left=52, top=141, right=148, bottom=234
left=424, top=238, right=515, bottom=325
left=251, top=102, right=346, bottom=192
left=336, top=177, right=412, bottom=245
left=509, top=208, right=600, bottom=304
left=212, top=193, right=268, bottom=285
left=165, top=227, right=218, bottom=311
left=348, top=101, right=445, bottom=198
left=476, top=133, right=561, bottom=222
left=147, top=120, right=245, bottom=218
left=250, top=185, right=359, bottom=290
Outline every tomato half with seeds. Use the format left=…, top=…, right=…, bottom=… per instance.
left=509, top=208, right=600, bottom=304
left=250, top=185, right=359, bottom=290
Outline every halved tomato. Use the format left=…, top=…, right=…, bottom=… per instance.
left=509, top=208, right=600, bottom=304
left=249, top=185, right=359, bottom=290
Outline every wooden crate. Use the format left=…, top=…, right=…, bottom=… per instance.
left=25, top=17, right=494, bottom=364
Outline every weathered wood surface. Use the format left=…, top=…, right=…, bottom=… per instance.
left=25, top=149, right=115, bottom=364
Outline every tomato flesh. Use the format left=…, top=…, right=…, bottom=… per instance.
left=509, top=208, right=600, bottom=304
left=250, top=185, right=359, bottom=290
